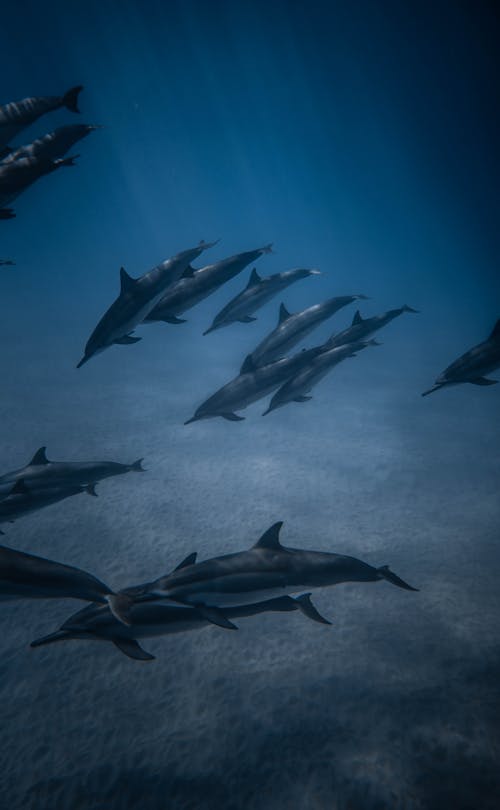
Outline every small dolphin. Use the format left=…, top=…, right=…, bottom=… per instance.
left=0, top=153, right=77, bottom=216
left=327, top=305, right=419, bottom=348
left=30, top=589, right=329, bottom=660
left=185, top=346, right=325, bottom=423
left=422, top=318, right=500, bottom=396
left=0, top=86, right=83, bottom=152
left=77, top=240, right=217, bottom=367
left=145, top=244, right=273, bottom=324
left=0, top=478, right=97, bottom=530
left=0, top=446, right=144, bottom=490
left=0, top=259, right=15, bottom=266
left=241, top=295, right=367, bottom=372
left=0, top=544, right=131, bottom=624
left=204, top=267, right=321, bottom=334
left=136, top=522, right=417, bottom=624
left=1, top=124, right=100, bottom=164
left=263, top=339, right=379, bottom=415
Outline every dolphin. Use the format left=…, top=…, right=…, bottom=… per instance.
left=30, top=589, right=329, bottom=660
left=327, top=305, right=419, bottom=348
left=240, top=295, right=368, bottom=372
left=76, top=240, right=217, bottom=367
left=0, top=478, right=98, bottom=530
left=422, top=318, right=500, bottom=396
left=0, top=446, right=145, bottom=490
left=0, top=259, right=15, bottom=266
left=263, top=339, right=379, bottom=415
left=185, top=346, right=326, bottom=423
left=1, top=124, right=101, bottom=164
left=0, top=86, right=83, bottom=153
left=203, top=267, right=321, bottom=334
left=0, top=544, right=131, bottom=624
left=135, top=522, right=417, bottom=625
left=145, top=244, right=273, bottom=324
left=0, top=153, right=77, bottom=216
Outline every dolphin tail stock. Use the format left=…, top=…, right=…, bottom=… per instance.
left=130, top=458, right=145, bottom=472
left=30, top=630, right=70, bottom=648
left=377, top=565, right=418, bottom=592
left=85, top=483, right=98, bottom=497
left=106, top=593, right=134, bottom=625
left=62, top=85, right=83, bottom=113
left=402, top=304, right=419, bottom=313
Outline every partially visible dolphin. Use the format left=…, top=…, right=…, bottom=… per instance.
left=0, top=446, right=145, bottom=489
left=241, top=295, right=367, bottom=372
left=0, top=478, right=97, bottom=530
left=0, top=153, right=77, bottom=215
left=0, top=543, right=131, bottom=624
left=135, top=522, right=417, bottom=625
left=0, top=86, right=83, bottom=153
left=30, top=591, right=329, bottom=661
left=0, top=259, right=14, bottom=265
left=185, top=346, right=325, bottom=423
left=77, top=240, right=217, bottom=367
left=203, top=267, right=320, bottom=334
left=263, top=339, right=379, bottom=415
left=327, top=305, right=419, bottom=348
left=422, top=318, right=500, bottom=396
left=145, top=244, right=273, bottom=324
left=1, top=124, right=101, bottom=164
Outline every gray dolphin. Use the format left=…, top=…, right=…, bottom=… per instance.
left=76, top=240, right=217, bottom=367
left=263, top=339, right=379, bottom=415
left=0, top=544, right=131, bottom=624
left=0, top=259, right=15, bottom=266
left=0, top=153, right=77, bottom=216
left=240, top=295, right=367, bottom=373
left=0, top=478, right=97, bottom=530
left=203, top=267, right=321, bottom=334
left=145, top=244, right=273, bottom=324
left=30, top=589, right=329, bottom=661
left=0, top=86, right=83, bottom=153
left=1, top=124, right=100, bottom=164
left=185, top=346, right=325, bottom=423
left=136, top=522, right=417, bottom=626
left=327, top=304, right=419, bottom=348
left=422, top=318, right=500, bottom=396
left=0, top=446, right=144, bottom=490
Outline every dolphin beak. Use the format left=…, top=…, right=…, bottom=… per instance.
left=184, top=415, right=200, bottom=425
left=421, top=384, right=444, bottom=397
left=76, top=355, right=89, bottom=369
left=30, top=630, right=69, bottom=647
left=203, top=326, right=216, bottom=336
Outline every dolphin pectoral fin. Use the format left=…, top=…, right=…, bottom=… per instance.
left=295, top=593, right=332, bottom=625
left=63, top=85, right=84, bottom=113
left=238, top=316, right=257, bottom=323
left=293, top=396, right=312, bottom=403
left=112, top=638, right=155, bottom=661
left=106, top=594, right=134, bottom=626
left=222, top=412, right=245, bottom=421
left=377, top=565, right=418, bottom=592
left=195, top=605, right=238, bottom=630
left=113, top=335, right=142, bottom=344
left=161, top=315, right=187, bottom=324
left=471, top=377, right=498, bottom=386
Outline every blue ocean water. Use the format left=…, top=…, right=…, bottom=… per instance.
left=1, top=1, right=499, bottom=808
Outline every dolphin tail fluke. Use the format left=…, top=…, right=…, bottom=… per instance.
left=199, top=238, right=220, bottom=250
left=31, top=630, right=69, bottom=648
left=63, top=85, right=83, bottom=113
left=112, top=638, right=155, bottom=661
left=85, top=483, right=98, bottom=497
left=130, top=458, right=145, bottom=472
left=377, top=565, right=418, bottom=591
left=421, top=384, right=444, bottom=397
left=107, top=593, right=134, bottom=626
left=261, top=243, right=274, bottom=254
left=56, top=154, right=79, bottom=168
left=402, top=305, right=419, bottom=313
left=295, top=593, right=332, bottom=624
left=0, top=208, right=15, bottom=219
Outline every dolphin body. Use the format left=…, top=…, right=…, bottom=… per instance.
left=0, top=446, right=144, bottom=490
left=263, top=340, right=379, bottom=415
left=0, top=259, right=15, bottom=266
left=76, top=240, right=217, bottom=367
left=0, top=544, right=131, bottom=624
left=422, top=319, right=500, bottom=396
left=135, top=522, right=417, bottom=624
left=0, top=86, right=83, bottom=154
left=0, top=478, right=97, bottom=530
left=145, top=244, right=273, bottom=324
left=185, top=346, right=326, bottom=423
left=327, top=305, right=419, bottom=348
left=0, top=153, right=77, bottom=216
left=203, top=267, right=321, bottom=334
left=1, top=124, right=100, bottom=164
left=240, top=295, right=367, bottom=373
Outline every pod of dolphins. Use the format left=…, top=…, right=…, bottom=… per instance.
left=1, top=84, right=499, bottom=664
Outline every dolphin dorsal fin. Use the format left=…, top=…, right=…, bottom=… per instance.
left=278, top=303, right=292, bottom=324
left=352, top=310, right=363, bottom=325
left=246, top=268, right=262, bottom=288
left=253, top=521, right=284, bottom=550
left=119, top=267, right=136, bottom=295
left=174, top=552, right=197, bottom=571
left=11, top=478, right=30, bottom=496
left=488, top=318, right=500, bottom=341
left=29, top=446, right=49, bottom=465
